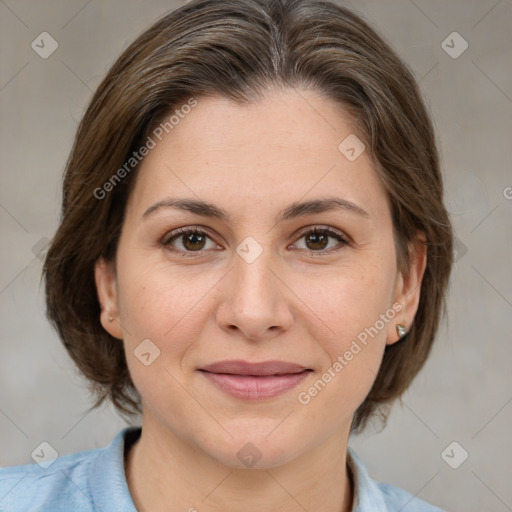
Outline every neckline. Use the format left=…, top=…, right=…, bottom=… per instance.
left=120, top=426, right=357, bottom=511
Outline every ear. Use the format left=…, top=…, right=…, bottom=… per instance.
left=94, top=257, right=123, bottom=340
left=386, top=231, right=427, bottom=345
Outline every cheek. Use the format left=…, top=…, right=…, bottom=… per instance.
left=115, top=260, right=224, bottom=393
left=292, top=260, right=396, bottom=407
left=300, top=259, right=396, bottom=347
left=117, top=260, right=212, bottom=338
left=115, top=263, right=206, bottom=415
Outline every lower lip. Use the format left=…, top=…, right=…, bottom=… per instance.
left=200, top=370, right=311, bottom=400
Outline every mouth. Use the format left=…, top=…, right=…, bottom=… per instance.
left=198, top=360, right=313, bottom=400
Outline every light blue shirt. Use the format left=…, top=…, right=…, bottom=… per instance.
left=0, top=426, right=444, bottom=511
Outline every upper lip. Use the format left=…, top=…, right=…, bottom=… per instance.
left=199, top=360, right=310, bottom=376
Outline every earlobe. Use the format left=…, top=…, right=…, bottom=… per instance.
left=94, top=257, right=123, bottom=340
left=386, top=231, right=427, bottom=345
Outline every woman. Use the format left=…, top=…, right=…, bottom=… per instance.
left=0, top=0, right=452, bottom=510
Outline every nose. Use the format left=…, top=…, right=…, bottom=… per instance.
left=215, top=247, right=294, bottom=342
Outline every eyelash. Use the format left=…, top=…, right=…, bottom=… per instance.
left=160, top=225, right=349, bottom=258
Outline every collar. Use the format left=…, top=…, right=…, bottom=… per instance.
left=347, top=445, right=389, bottom=511
left=89, top=426, right=388, bottom=512
left=89, top=426, right=141, bottom=512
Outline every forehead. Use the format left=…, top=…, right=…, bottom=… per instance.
left=125, top=88, right=389, bottom=222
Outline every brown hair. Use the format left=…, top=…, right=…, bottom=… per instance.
left=43, top=0, right=453, bottom=434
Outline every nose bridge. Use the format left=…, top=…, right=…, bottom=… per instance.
left=217, top=237, right=292, bottom=338
left=239, top=250, right=272, bottom=296
left=232, top=239, right=278, bottom=310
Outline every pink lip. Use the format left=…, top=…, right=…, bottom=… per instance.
left=199, top=360, right=312, bottom=400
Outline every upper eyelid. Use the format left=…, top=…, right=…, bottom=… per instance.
left=294, top=225, right=347, bottom=239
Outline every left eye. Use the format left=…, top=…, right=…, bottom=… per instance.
left=162, top=226, right=348, bottom=256
left=292, top=227, right=348, bottom=253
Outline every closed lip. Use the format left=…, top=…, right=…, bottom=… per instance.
left=199, top=360, right=312, bottom=376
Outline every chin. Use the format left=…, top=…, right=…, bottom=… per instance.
left=198, top=421, right=308, bottom=470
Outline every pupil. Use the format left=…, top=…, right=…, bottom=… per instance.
left=184, top=232, right=205, bottom=251
left=307, top=232, right=327, bottom=250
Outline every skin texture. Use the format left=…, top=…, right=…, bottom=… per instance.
left=95, top=87, right=426, bottom=512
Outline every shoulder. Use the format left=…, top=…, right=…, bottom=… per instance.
left=0, top=446, right=97, bottom=511
left=0, top=426, right=141, bottom=512
left=347, top=446, right=445, bottom=512
left=374, top=480, right=445, bottom=511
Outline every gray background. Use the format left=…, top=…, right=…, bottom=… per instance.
left=1, top=1, right=511, bottom=511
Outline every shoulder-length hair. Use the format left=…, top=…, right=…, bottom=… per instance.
left=43, top=0, right=453, bottom=434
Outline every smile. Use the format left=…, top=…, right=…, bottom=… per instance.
left=198, top=360, right=313, bottom=400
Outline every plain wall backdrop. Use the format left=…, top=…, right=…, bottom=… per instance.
left=1, top=1, right=511, bottom=511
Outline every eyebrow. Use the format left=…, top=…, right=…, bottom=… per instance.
left=142, top=196, right=370, bottom=222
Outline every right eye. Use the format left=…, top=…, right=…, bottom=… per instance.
left=161, top=226, right=223, bottom=257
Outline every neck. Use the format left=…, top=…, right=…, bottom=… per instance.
left=125, top=418, right=354, bottom=512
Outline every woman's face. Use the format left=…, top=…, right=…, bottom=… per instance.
left=96, top=87, right=425, bottom=468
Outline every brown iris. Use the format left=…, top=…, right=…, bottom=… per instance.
left=304, top=230, right=329, bottom=251
left=182, top=231, right=206, bottom=251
